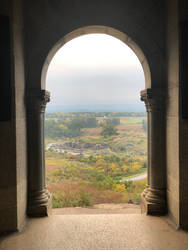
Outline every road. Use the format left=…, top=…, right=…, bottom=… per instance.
left=123, top=172, right=147, bottom=182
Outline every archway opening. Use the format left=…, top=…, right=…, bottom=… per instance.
left=44, top=30, right=147, bottom=213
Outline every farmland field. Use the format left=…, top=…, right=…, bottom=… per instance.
left=45, top=112, right=147, bottom=208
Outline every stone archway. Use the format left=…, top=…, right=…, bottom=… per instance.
left=41, top=26, right=151, bottom=89
left=27, top=26, right=167, bottom=217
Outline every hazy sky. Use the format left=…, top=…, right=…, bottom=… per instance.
left=46, top=34, right=145, bottom=109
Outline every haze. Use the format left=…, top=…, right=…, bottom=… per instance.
left=46, top=34, right=145, bottom=112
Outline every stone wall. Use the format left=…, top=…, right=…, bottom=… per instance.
left=12, top=0, right=27, bottom=231
left=166, top=0, right=180, bottom=228
left=0, top=0, right=17, bottom=234
left=23, top=0, right=166, bottom=90
left=166, top=0, right=188, bottom=230
left=2, top=0, right=188, bottom=233
left=179, top=0, right=188, bottom=230
left=0, top=0, right=27, bottom=233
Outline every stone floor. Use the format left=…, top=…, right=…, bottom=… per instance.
left=53, top=203, right=141, bottom=215
left=1, top=213, right=188, bottom=250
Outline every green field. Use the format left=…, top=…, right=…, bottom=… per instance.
left=45, top=112, right=147, bottom=208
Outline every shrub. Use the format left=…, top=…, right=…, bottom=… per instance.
left=124, top=180, right=133, bottom=192
left=114, top=184, right=126, bottom=192
left=78, top=191, right=92, bottom=206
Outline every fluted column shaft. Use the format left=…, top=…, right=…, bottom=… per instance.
left=27, top=89, right=51, bottom=217
left=140, top=88, right=167, bottom=215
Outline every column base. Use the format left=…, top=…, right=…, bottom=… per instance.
left=141, top=185, right=149, bottom=197
left=27, top=189, right=52, bottom=217
left=141, top=187, right=167, bottom=215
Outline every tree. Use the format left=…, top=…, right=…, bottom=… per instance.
left=106, top=118, right=120, bottom=126
left=45, top=120, right=63, bottom=138
left=100, top=124, right=118, bottom=137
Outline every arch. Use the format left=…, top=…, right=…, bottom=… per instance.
left=41, top=25, right=151, bottom=89
left=27, top=25, right=167, bottom=218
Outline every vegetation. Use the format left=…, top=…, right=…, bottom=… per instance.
left=100, top=124, right=118, bottom=137
left=45, top=112, right=147, bottom=208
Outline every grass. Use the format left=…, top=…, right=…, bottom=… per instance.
left=119, top=117, right=146, bottom=125
left=45, top=115, right=147, bottom=208
left=46, top=153, right=147, bottom=208
left=48, top=178, right=147, bottom=208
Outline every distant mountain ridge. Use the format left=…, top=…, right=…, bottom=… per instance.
left=46, top=104, right=145, bottom=113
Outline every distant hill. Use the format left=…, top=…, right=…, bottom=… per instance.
left=46, top=104, right=145, bottom=113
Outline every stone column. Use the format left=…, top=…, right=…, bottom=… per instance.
left=27, top=89, right=52, bottom=217
left=140, top=88, right=167, bottom=215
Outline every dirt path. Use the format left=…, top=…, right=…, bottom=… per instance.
left=126, top=172, right=147, bottom=181
left=53, top=203, right=141, bottom=215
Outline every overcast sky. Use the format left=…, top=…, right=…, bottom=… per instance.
left=46, top=34, right=145, bottom=110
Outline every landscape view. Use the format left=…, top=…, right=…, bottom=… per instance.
left=45, top=33, right=146, bottom=209
left=45, top=111, right=147, bottom=208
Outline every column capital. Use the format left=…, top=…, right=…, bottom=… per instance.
left=27, top=89, right=50, bottom=113
left=140, top=88, right=165, bottom=112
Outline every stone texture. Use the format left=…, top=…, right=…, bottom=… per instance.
left=52, top=204, right=141, bottom=215
left=1, top=0, right=188, bottom=236
left=178, top=0, right=188, bottom=230
left=23, top=0, right=166, bottom=90
left=27, top=90, right=52, bottom=217
left=1, top=214, right=188, bottom=250
left=12, top=0, right=27, bottom=231
left=141, top=89, right=167, bottom=215
left=166, top=0, right=180, bottom=228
